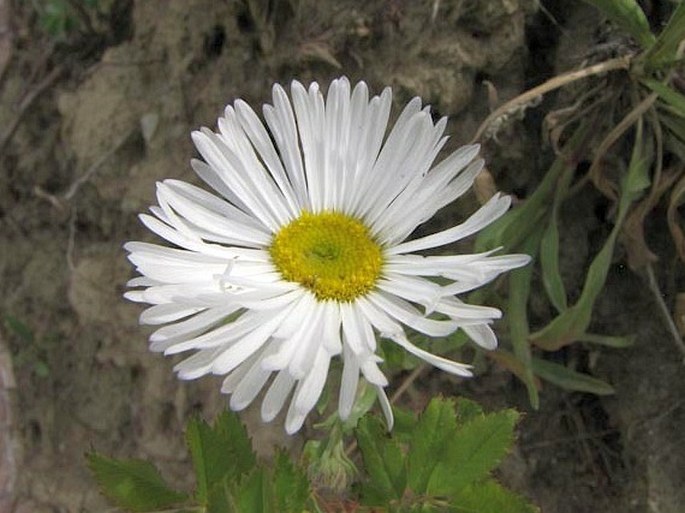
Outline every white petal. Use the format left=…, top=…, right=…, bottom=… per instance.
left=149, top=306, right=239, bottom=351
left=376, top=274, right=442, bottom=311
left=285, top=382, right=308, bottom=435
left=209, top=307, right=290, bottom=375
left=357, top=297, right=472, bottom=377
left=366, top=291, right=458, bottom=337
left=386, top=194, right=511, bottom=255
left=234, top=99, right=301, bottom=214
left=360, top=358, right=389, bottom=387
left=462, top=323, right=498, bottom=350
left=163, top=310, right=267, bottom=355
left=376, top=386, right=394, bottom=431
left=230, top=356, right=273, bottom=410
left=294, top=347, right=331, bottom=414
left=389, top=332, right=473, bottom=377
left=174, top=347, right=222, bottom=380
left=264, top=83, right=309, bottom=207
left=261, top=370, right=296, bottom=422
left=139, top=303, right=205, bottom=325
left=338, top=348, right=360, bottom=420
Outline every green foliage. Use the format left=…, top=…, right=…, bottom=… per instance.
left=531, top=358, right=615, bottom=395
left=581, top=0, right=655, bottom=48
left=86, top=454, right=188, bottom=512
left=474, top=0, right=685, bottom=403
left=4, top=314, right=54, bottom=378
left=89, top=412, right=313, bottom=513
left=356, top=397, right=537, bottom=513
left=186, top=412, right=256, bottom=504
left=642, top=2, right=685, bottom=69
left=38, top=0, right=77, bottom=37
left=31, top=0, right=108, bottom=38
left=89, top=403, right=537, bottom=513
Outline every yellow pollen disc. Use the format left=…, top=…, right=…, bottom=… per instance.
left=269, top=211, right=383, bottom=302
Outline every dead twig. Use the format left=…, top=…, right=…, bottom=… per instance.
left=63, top=128, right=135, bottom=201
left=33, top=126, right=136, bottom=210
left=0, top=64, right=64, bottom=153
left=471, top=56, right=632, bottom=143
left=645, top=263, right=685, bottom=362
left=587, top=92, right=658, bottom=200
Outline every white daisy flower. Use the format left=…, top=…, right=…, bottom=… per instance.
left=125, top=77, right=530, bottom=435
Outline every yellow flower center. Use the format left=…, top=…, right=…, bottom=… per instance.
left=269, top=211, right=383, bottom=302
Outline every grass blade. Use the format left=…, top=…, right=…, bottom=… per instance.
left=643, top=2, right=685, bottom=68
left=582, top=0, right=655, bottom=49
left=532, top=357, right=615, bottom=395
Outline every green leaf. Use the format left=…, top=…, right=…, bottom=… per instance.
left=508, top=230, right=543, bottom=409
left=643, top=78, right=685, bottom=117
left=186, top=412, right=256, bottom=504
left=578, top=333, right=636, bottom=347
left=356, top=414, right=405, bottom=505
left=206, top=478, right=233, bottom=513
left=582, top=0, right=655, bottom=49
left=234, top=468, right=272, bottom=513
left=539, top=155, right=575, bottom=313
left=530, top=126, right=650, bottom=350
left=475, top=123, right=589, bottom=254
left=643, top=2, right=685, bottom=68
left=532, top=357, right=615, bottom=395
left=453, top=479, right=538, bottom=513
left=540, top=222, right=566, bottom=312
left=661, top=111, right=685, bottom=144
left=426, top=409, right=519, bottom=497
left=454, top=397, right=484, bottom=425
left=4, top=315, right=34, bottom=343
left=407, top=397, right=459, bottom=494
left=87, top=453, right=188, bottom=512
left=272, top=451, right=311, bottom=512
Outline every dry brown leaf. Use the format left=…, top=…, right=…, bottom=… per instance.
left=622, top=168, right=681, bottom=269
left=473, top=166, right=497, bottom=204
left=667, top=172, right=685, bottom=262
left=298, top=41, right=342, bottom=69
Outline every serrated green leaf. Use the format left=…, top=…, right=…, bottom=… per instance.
left=356, top=415, right=405, bottom=505
left=234, top=468, right=272, bottom=513
left=426, top=410, right=519, bottom=497
left=207, top=478, right=233, bottom=513
left=582, top=0, right=655, bottom=49
left=643, top=2, right=685, bottom=68
left=87, top=453, right=188, bottom=512
left=388, top=405, right=417, bottom=446
left=454, top=397, right=484, bottom=425
left=379, top=336, right=420, bottom=371
left=407, top=398, right=459, bottom=494
left=186, top=412, right=256, bottom=504
left=532, top=357, right=615, bottom=395
left=452, top=479, right=538, bottom=513
left=273, top=451, right=311, bottom=512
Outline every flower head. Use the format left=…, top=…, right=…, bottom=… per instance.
left=125, top=77, right=530, bottom=434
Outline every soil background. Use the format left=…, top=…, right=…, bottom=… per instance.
left=1, top=1, right=684, bottom=512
